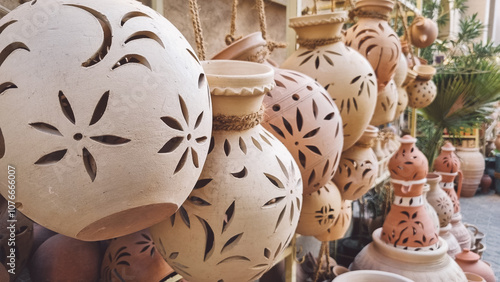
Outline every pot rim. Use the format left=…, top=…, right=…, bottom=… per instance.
left=289, top=11, right=348, bottom=28
left=333, top=269, right=413, bottom=282
left=212, top=32, right=267, bottom=61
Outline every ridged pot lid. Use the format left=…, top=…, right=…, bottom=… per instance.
left=289, top=11, right=348, bottom=28
left=455, top=249, right=480, bottom=263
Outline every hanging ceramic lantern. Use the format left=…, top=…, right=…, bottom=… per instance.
left=345, top=0, right=401, bottom=91
left=409, top=16, right=439, bottom=48
left=281, top=12, right=377, bottom=152
left=406, top=65, right=437, bottom=108
left=333, top=126, right=379, bottom=201
left=370, top=80, right=398, bottom=126
left=150, top=60, right=303, bottom=282
left=314, top=198, right=353, bottom=242
left=0, top=0, right=212, bottom=240
left=296, top=181, right=341, bottom=236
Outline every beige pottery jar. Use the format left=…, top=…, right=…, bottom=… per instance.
left=409, top=16, right=439, bottom=48
left=351, top=228, right=467, bottom=281
left=0, top=0, right=212, bottom=240
left=426, top=173, right=454, bottom=227
left=296, top=181, right=341, bottom=236
left=406, top=65, right=437, bottom=108
left=370, top=80, right=398, bottom=126
left=333, top=126, right=379, bottom=201
left=281, top=12, right=377, bottom=151
left=451, top=213, right=473, bottom=250
left=394, top=51, right=409, bottom=88
left=333, top=270, right=413, bottom=282
left=440, top=223, right=462, bottom=258
left=345, top=0, right=401, bottom=91
left=150, top=60, right=303, bottom=282
left=314, top=199, right=352, bottom=242
left=456, top=148, right=485, bottom=197
left=423, top=183, right=441, bottom=232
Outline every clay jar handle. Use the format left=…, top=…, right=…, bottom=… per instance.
left=456, top=170, right=463, bottom=199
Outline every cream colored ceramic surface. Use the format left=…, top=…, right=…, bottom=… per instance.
left=427, top=173, right=454, bottom=227
left=441, top=223, right=463, bottom=258
left=282, top=12, right=377, bottom=151
left=406, top=65, right=437, bottom=108
left=394, top=53, right=409, bottom=87
left=409, top=16, right=439, bottom=49
left=351, top=228, right=468, bottom=282
left=314, top=199, right=352, bottom=242
left=150, top=60, right=302, bottom=282
left=370, top=80, right=398, bottom=126
left=456, top=148, right=485, bottom=197
left=296, top=181, right=341, bottom=236
left=451, top=213, right=473, bottom=250
left=0, top=0, right=212, bottom=241
left=423, top=184, right=441, bottom=232
left=333, top=270, right=414, bottom=282
left=395, top=87, right=409, bottom=121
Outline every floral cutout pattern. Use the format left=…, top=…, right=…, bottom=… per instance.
left=297, top=49, right=342, bottom=70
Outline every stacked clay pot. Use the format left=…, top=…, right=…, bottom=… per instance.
left=456, top=147, right=485, bottom=197
left=370, top=79, right=398, bottom=126
left=314, top=198, right=353, bottom=242
left=0, top=0, right=213, bottom=240
left=455, top=249, right=496, bottom=282
left=382, top=135, right=439, bottom=250
left=345, top=0, right=401, bottom=91
left=333, top=126, right=379, bottom=201
left=281, top=11, right=377, bottom=151
left=409, top=16, right=439, bottom=49
left=406, top=65, right=437, bottom=108
left=150, top=60, right=303, bottom=282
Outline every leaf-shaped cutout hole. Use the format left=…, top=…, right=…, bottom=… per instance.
left=312, top=100, right=318, bottom=119
left=264, top=248, right=271, bottom=259
left=194, top=178, right=212, bottom=189
left=186, top=48, right=200, bottom=65
left=264, top=173, right=284, bottom=188
left=231, top=167, right=247, bottom=178
left=169, top=252, right=179, bottom=259
left=194, top=111, right=204, bottom=129
left=90, top=135, right=131, bottom=145
left=324, top=112, right=335, bottom=120
left=0, top=128, right=4, bottom=159
left=89, top=91, right=109, bottom=125
left=0, top=82, right=17, bottom=95
left=252, top=137, right=262, bottom=151
left=351, top=75, right=361, bottom=84
left=124, top=31, right=164, bottom=48
left=189, top=196, right=211, bottom=206
left=174, top=148, right=189, bottom=174
left=275, top=206, right=286, bottom=231
left=158, top=136, right=183, bottom=153
left=222, top=201, right=235, bottom=233
left=120, top=11, right=151, bottom=26
left=323, top=54, right=334, bottom=66
left=306, top=145, right=322, bottom=155
left=178, top=206, right=190, bottom=228
left=308, top=170, right=316, bottom=187
left=322, top=160, right=330, bottom=177
left=303, top=127, right=320, bottom=138
left=195, top=136, right=208, bottom=144
left=112, top=54, right=152, bottom=70
left=223, top=139, right=231, bottom=156
left=315, top=56, right=320, bottom=69
left=296, top=108, right=303, bottom=131
left=197, top=216, right=215, bottom=261
left=29, top=123, right=63, bottom=136
left=208, top=136, right=215, bottom=154
left=34, top=149, right=67, bottom=165
left=220, top=233, right=243, bottom=254
left=178, top=95, right=189, bottom=126
left=191, top=148, right=199, bottom=168
left=198, top=73, right=205, bottom=89
left=239, top=137, right=247, bottom=154
left=282, top=117, right=293, bottom=135
left=260, top=134, right=272, bottom=146
left=82, top=148, right=97, bottom=182
left=216, top=256, right=250, bottom=265
left=269, top=124, right=285, bottom=138
left=275, top=79, right=285, bottom=88
left=58, top=91, right=75, bottom=124
left=275, top=156, right=289, bottom=179
left=161, top=116, right=183, bottom=131
left=298, top=150, right=306, bottom=168
left=263, top=196, right=285, bottom=207
left=0, top=42, right=30, bottom=68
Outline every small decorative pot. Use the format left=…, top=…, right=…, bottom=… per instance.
left=0, top=0, right=212, bottom=240
left=434, top=142, right=463, bottom=213
left=455, top=249, right=495, bottom=282
left=495, top=134, right=500, bottom=150
left=440, top=223, right=462, bottom=258
left=406, top=65, right=437, bottom=108
left=409, top=16, right=439, bottom=48
left=388, top=136, right=428, bottom=182
left=314, top=199, right=352, bottom=242
left=426, top=173, right=453, bottom=227
left=150, top=60, right=303, bottom=282
left=370, top=80, right=398, bottom=126
left=456, top=147, right=485, bottom=197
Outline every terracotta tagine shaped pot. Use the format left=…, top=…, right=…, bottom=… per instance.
left=29, top=234, right=101, bottom=282
left=333, top=125, right=379, bottom=201
left=370, top=79, right=398, bottom=126
left=423, top=183, right=440, bottom=232
left=345, top=0, right=401, bottom=91
left=314, top=198, right=352, bottom=242
left=440, top=223, right=462, bottom=258
left=433, top=142, right=463, bottom=213
left=296, top=181, right=341, bottom=236
left=150, top=60, right=303, bottom=282
left=456, top=147, right=485, bottom=197
left=406, top=65, right=437, bottom=108
left=281, top=11, right=377, bottom=152
left=101, top=229, right=174, bottom=281
left=0, top=0, right=213, bottom=241
left=409, top=16, right=439, bottom=48
left=426, top=173, right=453, bottom=228
left=262, top=69, right=343, bottom=194
left=455, top=249, right=495, bottom=282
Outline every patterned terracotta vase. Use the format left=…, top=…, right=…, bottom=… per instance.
left=333, top=125, right=379, bottom=201
left=296, top=182, right=341, bottom=236
left=101, top=229, right=174, bottom=281
left=345, top=0, right=401, bottom=91
left=409, top=16, right=439, bottom=48
left=433, top=142, right=463, bottom=213
left=388, top=135, right=428, bottom=182
left=314, top=198, right=353, bottom=242
left=281, top=12, right=377, bottom=151
left=426, top=173, right=453, bottom=228
left=370, top=79, right=398, bottom=126
left=406, top=65, right=437, bottom=108
left=0, top=0, right=212, bottom=240
left=456, top=148, right=485, bottom=197
left=150, top=60, right=302, bottom=282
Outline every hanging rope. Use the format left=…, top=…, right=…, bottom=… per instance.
left=397, top=2, right=417, bottom=63
left=213, top=106, right=264, bottom=131
left=225, top=0, right=242, bottom=45
left=188, top=0, right=206, bottom=60
left=255, top=0, right=287, bottom=52
left=297, top=37, right=343, bottom=49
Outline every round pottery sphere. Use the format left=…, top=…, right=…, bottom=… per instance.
left=296, top=181, right=342, bottom=236
left=314, top=199, right=352, bottom=242
left=0, top=0, right=212, bottom=240
left=409, top=16, right=439, bottom=49
left=262, top=68, right=343, bottom=194
left=406, top=79, right=437, bottom=108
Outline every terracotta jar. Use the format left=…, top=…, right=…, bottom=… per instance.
left=406, top=65, right=437, bottom=108
left=212, top=32, right=268, bottom=63
left=333, top=126, right=379, bottom=201
left=262, top=68, right=343, bottom=194
left=455, top=249, right=495, bottom=282
left=480, top=174, right=492, bottom=193
left=314, top=199, right=353, bottom=242
left=281, top=12, right=377, bottom=151
left=101, top=229, right=174, bottom=281
left=434, top=142, right=463, bottom=213
left=0, top=0, right=213, bottom=240
left=450, top=213, right=473, bottom=250
left=409, top=16, right=439, bottom=48
left=426, top=173, right=453, bottom=227
left=150, top=60, right=302, bottom=282
left=296, top=182, right=342, bottom=236
left=456, top=148, right=485, bottom=197
left=440, top=223, right=462, bottom=258
left=423, top=184, right=440, bottom=232
left=345, top=0, right=401, bottom=91
left=370, top=79, right=398, bottom=126
left=351, top=228, right=467, bottom=281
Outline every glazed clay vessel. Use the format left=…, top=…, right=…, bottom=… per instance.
left=0, top=0, right=212, bottom=240
left=423, top=184, right=441, bottom=232
left=440, top=223, right=462, bottom=258
left=315, top=198, right=352, bottom=242
left=434, top=142, right=463, bottom=213
left=406, top=65, right=437, bottom=108
left=333, top=125, right=379, bottom=201
left=262, top=68, right=343, bottom=194
left=345, top=0, right=401, bottom=91
left=296, top=181, right=341, bottom=236
left=281, top=12, right=377, bottom=151
left=351, top=228, right=467, bottom=281
left=150, top=60, right=303, bottom=282
left=426, top=173, right=454, bottom=228
left=456, top=148, right=485, bottom=197
left=455, top=249, right=495, bottom=282
left=101, top=229, right=174, bottom=281
left=409, top=16, right=439, bottom=48
left=370, top=79, right=398, bottom=126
